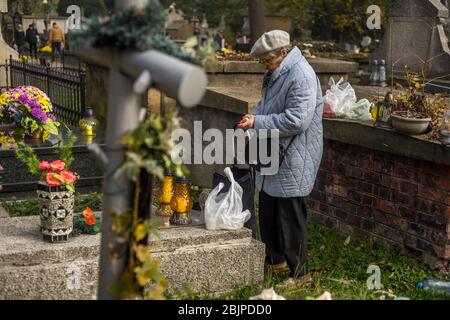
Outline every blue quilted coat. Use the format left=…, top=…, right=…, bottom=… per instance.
left=253, top=46, right=324, bottom=198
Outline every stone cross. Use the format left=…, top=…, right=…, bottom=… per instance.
left=77, top=0, right=207, bottom=299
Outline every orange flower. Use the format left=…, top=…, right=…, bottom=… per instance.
left=45, top=172, right=61, bottom=186
left=50, top=160, right=65, bottom=172
left=82, top=207, right=95, bottom=225
left=85, top=215, right=96, bottom=226
left=60, top=170, right=77, bottom=184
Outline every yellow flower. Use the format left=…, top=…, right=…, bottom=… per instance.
left=40, top=46, right=52, bottom=53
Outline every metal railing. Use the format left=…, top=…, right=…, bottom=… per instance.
left=8, top=56, right=86, bottom=126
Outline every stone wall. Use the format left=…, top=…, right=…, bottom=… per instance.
left=0, top=36, right=18, bottom=87
left=206, top=59, right=359, bottom=91
left=308, top=119, right=450, bottom=270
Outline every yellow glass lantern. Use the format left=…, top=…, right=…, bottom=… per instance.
left=170, top=176, right=193, bottom=225
left=79, top=108, right=99, bottom=137
left=155, top=173, right=174, bottom=228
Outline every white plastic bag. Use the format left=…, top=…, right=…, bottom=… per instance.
left=347, top=99, right=373, bottom=121
left=249, top=288, right=286, bottom=300
left=204, top=167, right=251, bottom=231
left=323, top=77, right=357, bottom=117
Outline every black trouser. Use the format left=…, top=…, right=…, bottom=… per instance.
left=259, top=190, right=309, bottom=278
left=28, top=41, right=37, bottom=57
left=51, top=42, right=61, bottom=60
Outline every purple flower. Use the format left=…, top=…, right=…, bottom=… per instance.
left=28, top=100, right=40, bottom=108
left=18, top=94, right=29, bottom=105
left=48, top=114, right=57, bottom=121
left=31, top=107, right=48, bottom=123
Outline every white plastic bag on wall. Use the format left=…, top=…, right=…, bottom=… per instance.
left=323, top=77, right=357, bottom=117
left=204, top=167, right=250, bottom=231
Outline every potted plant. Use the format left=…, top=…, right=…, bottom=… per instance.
left=0, top=86, right=59, bottom=141
left=15, top=131, right=78, bottom=242
left=390, top=67, right=443, bottom=135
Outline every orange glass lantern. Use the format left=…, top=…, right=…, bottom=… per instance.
left=170, top=176, right=193, bottom=225
left=156, top=173, right=174, bottom=228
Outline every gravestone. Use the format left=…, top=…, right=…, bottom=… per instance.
left=371, top=0, right=450, bottom=80
left=164, top=3, right=193, bottom=41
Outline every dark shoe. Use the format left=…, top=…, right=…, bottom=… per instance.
left=265, top=261, right=290, bottom=275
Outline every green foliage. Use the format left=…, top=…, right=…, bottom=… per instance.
left=15, top=141, right=40, bottom=175
left=109, top=112, right=186, bottom=300
left=183, top=37, right=217, bottom=69
left=15, top=129, right=76, bottom=178
left=266, top=0, right=392, bottom=43
left=56, top=129, right=77, bottom=169
left=1, top=192, right=103, bottom=217
left=70, top=0, right=192, bottom=61
left=0, top=197, right=40, bottom=217
left=109, top=209, right=168, bottom=300
left=117, top=112, right=188, bottom=182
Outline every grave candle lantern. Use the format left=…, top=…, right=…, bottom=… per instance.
left=170, top=176, right=193, bottom=225
left=156, top=172, right=174, bottom=228
left=79, top=108, right=99, bottom=137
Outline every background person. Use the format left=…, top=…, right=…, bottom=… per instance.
left=26, top=24, right=39, bottom=59
left=14, top=24, right=25, bottom=56
left=48, top=22, right=65, bottom=61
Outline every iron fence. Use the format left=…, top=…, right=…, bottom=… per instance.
left=8, top=56, right=86, bottom=126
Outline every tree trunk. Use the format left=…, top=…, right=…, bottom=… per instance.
left=248, top=0, right=265, bottom=45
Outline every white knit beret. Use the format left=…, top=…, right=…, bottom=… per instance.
left=250, top=30, right=290, bottom=57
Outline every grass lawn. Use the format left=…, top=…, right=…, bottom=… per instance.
left=219, top=223, right=450, bottom=300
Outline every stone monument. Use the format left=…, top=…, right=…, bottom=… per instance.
left=371, top=0, right=450, bottom=81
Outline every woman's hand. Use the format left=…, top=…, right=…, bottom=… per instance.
left=238, top=114, right=255, bottom=129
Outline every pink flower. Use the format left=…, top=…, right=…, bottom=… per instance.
left=50, top=160, right=65, bottom=172
left=45, top=172, right=61, bottom=186
left=60, top=170, right=77, bottom=184
left=39, top=161, right=51, bottom=171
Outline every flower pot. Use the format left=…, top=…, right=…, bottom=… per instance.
left=390, top=113, right=431, bottom=135
left=36, top=182, right=75, bottom=242
left=31, top=129, right=44, bottom=139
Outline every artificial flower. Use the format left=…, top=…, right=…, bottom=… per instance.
left=50, top=160, right=65, bottom=172
left=39, top=161, right=51, bottom=170
left=45, top=172, right=61, bottom=186
left=60, top=170, right=76, bottom=184
left=82, top=207, right=96, bottom=225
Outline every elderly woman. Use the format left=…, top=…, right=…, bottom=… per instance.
left=238, top=30, right=323, bottom=281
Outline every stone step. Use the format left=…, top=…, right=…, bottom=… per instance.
left=0, top=213, right=265, bottom=299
